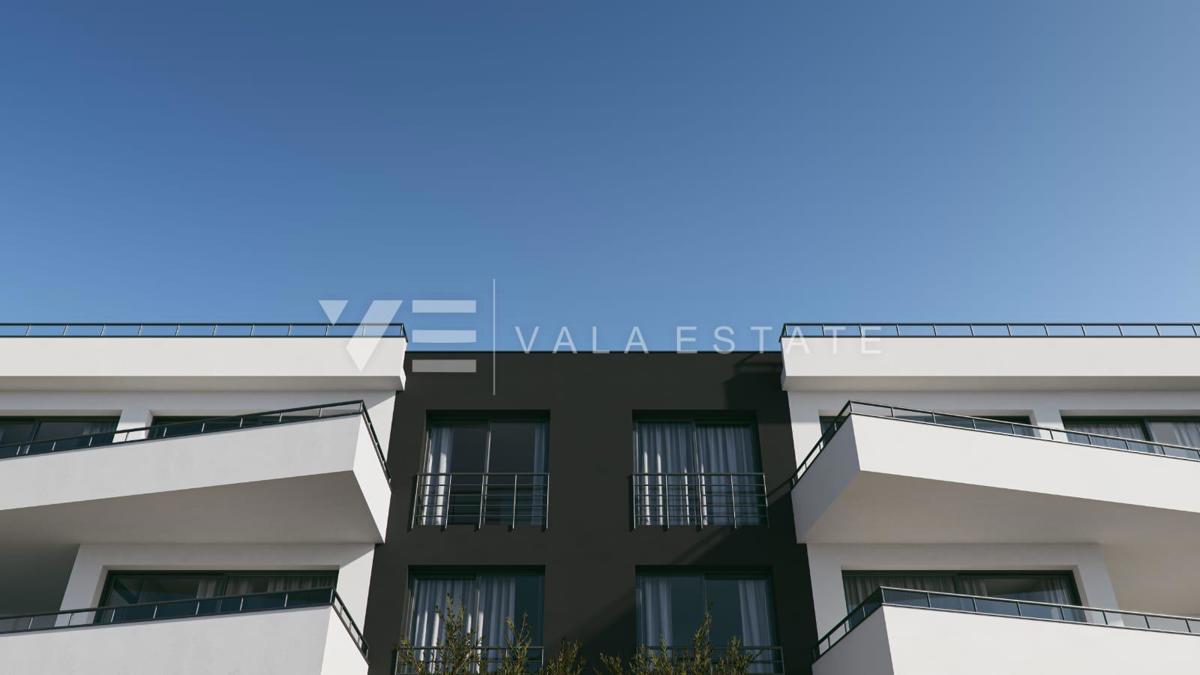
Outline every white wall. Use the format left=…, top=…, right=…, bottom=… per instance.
left=782, top=335, right=1200, bottom=390
left=882, top=605, right=1200, bottom=674
left=0, top=605, right=366, bottom=675
left=806, top=543, right=1118, bottom=635
left=60, top=543, right=376, bottom=626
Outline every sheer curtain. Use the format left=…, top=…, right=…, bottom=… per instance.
left=1149, top=421, right=1200, bottom=459
left=843, top=574, right=956, bottom=609
left=408, top=577, right=476, bottom=651
left=635, top=423, right=695, bottom=525
left=1062, top=420, right=1148, bottom=450
left=635, top=575, right=674, bottom=647
left=735, top=579, right=775, bottom=674
left=421, top=426, right=456, bottom=525
left=475, top=576, right=518, bottom=648
left=695, top=425, right=762, bottom=525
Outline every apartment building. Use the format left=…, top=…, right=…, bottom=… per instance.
left=3, top=321, right=1200, bottom=674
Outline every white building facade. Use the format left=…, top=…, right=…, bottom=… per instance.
left=784, top=323, right=1200, bottom=674
left=0, top=323, right=406, bottom=675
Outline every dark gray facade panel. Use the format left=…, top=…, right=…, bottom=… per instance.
left=365, top=352, right=816, bottom=674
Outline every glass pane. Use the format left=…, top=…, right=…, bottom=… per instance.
left=0, top=420, right=35, bottom=447
left=28, top=419, right=118, bottom=453
left=637, top=574, right=705, bottom=647
left=487, top=422, right=547, bottom=474
left=1149, top=421, right=1200, bottom=451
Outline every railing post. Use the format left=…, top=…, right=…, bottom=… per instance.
left=662, top=475, right=670, bottom=529
left=512, top=473, right=518, bottom=529
left=477, top=473, right=488, bottom=529
left=443, top=474, right=453, bottom=530
left=729, top=473, right=736, bottom=528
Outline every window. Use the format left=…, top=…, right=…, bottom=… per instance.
left=0, top=417, right=119, bottom=456
left=99, top=571, right=337, bottom=621
left=633, top=419, right=765, bottom=527
left=1063, top=416, right=1200, bottom=458
left=406, top=570, right=544, bottom=668
left=842, top=571, right=1080, bottom=613
left=417, top=417, right=549, bottom=527
left=821, top=414, right=1037, bottom=437
left=636, top=571, right=778, bottom=672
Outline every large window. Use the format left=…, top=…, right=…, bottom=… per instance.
left=406, top=570, right=544, bottom=669
left=842, top=571, right=1080, bottom=610
left=99, top=571, right=337, bottom=621
left=1063, top=416, right=1200, bottom=456
left=636, top=571, right=779, bottom=672
left=417, top=417, right=549, bottom=528
left=0, top=417, right=118, bottom=456
left=633, top=419, right=766, bottom=527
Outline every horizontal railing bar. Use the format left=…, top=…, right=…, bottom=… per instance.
left=0, top=587, right=368, bottom=658
left=791, top=400, right=1200, bottom=488
left=780, top=322, right=1200, bottom=339
left=813, top=586, right=1200, bottom=663
left=0, top=400, right=391, bottom=482
left=0, top=322, right=406, bottom=338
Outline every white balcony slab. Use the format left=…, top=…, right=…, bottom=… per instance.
left=0, top=336, right=407, bottom=391
left=782, top=336, right=1200, bottom=391
left=793, top=414, right=1200, bottom=545
left=0, top=414, right=390, bottom=544
left=0, top=605, right=366, bottom=675
left=814, top=605, right=1200, bottom=675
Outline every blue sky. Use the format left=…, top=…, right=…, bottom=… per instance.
left=1, top=1, right=1198, bottom=350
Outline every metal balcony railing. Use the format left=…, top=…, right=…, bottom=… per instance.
left=412, top=473, right=550, bottom=529
left=0, top=322, right=406, bottom=337
left=631, top=473, right=768, bottom=528
left=791, top=401, right=1200, bottom=487
left=813, top=586, right=1200, bottom=663
left=642, top=645, right=784, bottom=674
left=394, top=645, right=545, bottom=673
left=0, top=588, right=368, bottom=659
left=781, top=322, right=1200, bottom=338
left=0, top=400, right=391, bottom=482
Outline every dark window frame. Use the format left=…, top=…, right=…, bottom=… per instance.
left=633, top=567, right=780, bottom=649
left=841, top=569, right=1082, bottom=609
left=0, top=416, right=120, bottom=444
left=421, top=413, right=551, bottom=475
left=1062, top=415, right=1200, bottom=446
left=99, top=569, right=339, bottom=606
left=403, top=567, right=546, bottom=644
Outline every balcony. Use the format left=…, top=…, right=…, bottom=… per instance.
left=0, top=588, right=367, bottom=675
left=631, top=473, right=768, bottom=528
left=412, top=472, right=549, bottom=529
left=394, top=645, right=544, bottom=674
left=813, top=587, right=1200, bottom=675
left=791, top=401, right=1200, bottom=545
left=0, top=401, right=392, bottom=544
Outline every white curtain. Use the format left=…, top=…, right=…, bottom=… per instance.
left=475, top=576, right=518, bottom=648
left=695, top=425, right=762, bottom=525
left=1149, top=421, right=1200, bottom=459
left=222, top=574, right=336, bottom=595
left=421, top=426, right=456, bottom=525
left=635, top=423, right=695, bottom=525
left=1063, top=420, right=1148, bottom=450
left=635, top=575, right=674, bottom=647
left=736, top=579, right=774, bottom=673
left=408, top=577, right=476, bottom=650
left=843, top=574, right=956, bottom=609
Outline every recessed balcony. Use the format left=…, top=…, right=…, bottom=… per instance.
left=0, top=401, right=391, bottom=544
left=791, top=401, right=1200, bottom=546
left=0, top=588, right=367, bottom=675
left=813, top=587, right=1200, bottom=675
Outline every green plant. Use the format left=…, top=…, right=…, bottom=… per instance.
left=394, top=596, right=482, bottom=675
left=544, top=640, right=586, bottom=675
left=598, top=613, right=757, bottom=675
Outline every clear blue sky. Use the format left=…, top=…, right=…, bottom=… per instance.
left=2, top=1, right=1198, bottom=350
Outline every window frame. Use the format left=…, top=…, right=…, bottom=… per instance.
left=421, top=413, right=550, bottom=476
left=634, top=568, right=779, bottom=649
left=840, top=569, right=1082, bottom=610
left=99, top=569, right=339, bottom=606
left=403, top=567, right=546, bottom=644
